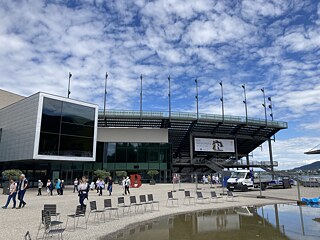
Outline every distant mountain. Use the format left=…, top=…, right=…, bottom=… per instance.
left=293, top=161, right=320, bottom=171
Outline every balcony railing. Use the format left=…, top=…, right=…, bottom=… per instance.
left=98, top=109, right=288, bottom=128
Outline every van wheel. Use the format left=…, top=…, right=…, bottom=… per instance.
left=242, top=185, right=248, bottom=192
left=261, top=183, right=267, bottom=191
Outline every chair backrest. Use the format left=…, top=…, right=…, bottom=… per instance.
left=90, top=201, right=97, bottom=211
left=130, top=196, right=137, bottom=204
left=147, top=194, right=153, bottom=202
left=185, top=191, right=191, bottom=197
left=211, top=191, right=217, bottom=198
left=168, top=192, right=173, bottom=199
left=44, top=204, right=56, bottom=215
left=140, top=195, right=147, bottom=203
left=227, top=191, right=233, bottom=197
left=104, top=199, right=112, bottom=208
left=196, top=192, right=203, bottom=198
left=75, top=205, right=86, bottom=216
left=24, top=231, right=32, bottom=240
left=41, top=210, right=46, bottom=224
left=43, top=211, right=51, bottom=230
left=118, top=197, right=125, bottom=205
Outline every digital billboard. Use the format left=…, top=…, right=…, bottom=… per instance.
left=194, top=138, right=235, bottom=153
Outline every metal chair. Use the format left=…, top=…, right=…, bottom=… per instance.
left=42, top=211, right=65, bottom=240
left=36, top=210, right=63, bottom=239
left=89, top=201, right=106, bottom=223
left=66, top=205, right=87, bottom=231
left=117, top=197, right=131, bottom=216
left=104, top=199, right=119, bottom=219
left=129, top=196, right=143, bottom=213
left=147, top=194, right=160, bottom=211
left=226, top=191, right=235, bottom=201
left=183, top=191, right=195, bottom=205
left=24, top=231, right=32, bottom=240
left=44, top=204, right=60, bottom=220
left=139, top=195, right=153, bottom=212
left=210, top=191, right=222, bottom=202
left=196, top=192, right=209, bottom=204
left=166, top=192, right=179, bottom=207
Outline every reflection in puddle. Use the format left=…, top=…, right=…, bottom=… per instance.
left=106, top=204, right=320, bottom=240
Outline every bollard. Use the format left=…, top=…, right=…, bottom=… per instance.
left=257, top=171, right=266, bottom=198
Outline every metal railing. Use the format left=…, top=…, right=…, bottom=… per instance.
left=98, top=109, right=288, bottom=128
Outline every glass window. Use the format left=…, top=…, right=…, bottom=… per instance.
left=127, top=143, right=138, bottom=163
left=41, top=98, right=62, bottom=133
left=38, top=132, right=59, bottom=155
left=59, top=135, right=93, bottom=157
left=96, top=142, right=104, bottom=163
left=61, top=102, right=95, bottom=126
left=104, top=143, right=116, bottom=163
left=115, top=143, right=127, bottom=163
left=39, top=97, right=96, bottom=158
left=60, top=122, right=94, bottom=138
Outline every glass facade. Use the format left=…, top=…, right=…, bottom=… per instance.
left=96, top=142, right=172, bottom=182
left=38, top=97, right=95, bottom=157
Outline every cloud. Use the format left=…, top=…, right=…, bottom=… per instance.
left=0, top=0, right=320, bottom=169
left=252, top=137, right=320, bottom=169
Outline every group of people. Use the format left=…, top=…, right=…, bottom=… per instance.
left=202, top=175, right=220, bottom=185
left=94, top=177, right=114, bottom=196
left=2, top=173, right=133, bottom=210
left=2, top=174, right=28, bottom=209
left=38, top=179, right=65, bottom=196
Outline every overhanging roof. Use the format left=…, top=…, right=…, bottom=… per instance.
left=305, top=144, right=320, bottom=154
left=98, top=110, right=287, bottom=158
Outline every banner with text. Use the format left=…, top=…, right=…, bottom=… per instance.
left=194, top=138, right=235, bottom=153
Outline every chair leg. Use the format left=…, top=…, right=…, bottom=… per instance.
left=36, top=221, right=42, bottom=239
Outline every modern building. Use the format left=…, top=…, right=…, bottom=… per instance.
left=0, top=89, right=287, bottom=186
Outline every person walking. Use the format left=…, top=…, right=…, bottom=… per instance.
left=37, top=180, right=43, bottom=196
left=78, top=176, right=89, bottom=210
left=17, top=174, right=28, bottom=209
left=56, top=179, right=61, bottom=195
left=46, top=180, right=51, bottom=196
left=98, top=179, right=104, bottom=196
left=107, top=176, right=113, bottom=196
left=95, top=178, right=100, bottom=193
left=124, top=176, right=130, bottom=195
left=122, top=176, right=126, bottom=195
left=60, top=180, right=65, bottom=195
left=73, top=178, right=78, bottom=193
left=2, top=179, right=17, bottom=209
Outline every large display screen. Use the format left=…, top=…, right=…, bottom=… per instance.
left=194, top=138, right=235, bottom=153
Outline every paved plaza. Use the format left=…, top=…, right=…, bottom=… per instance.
left=0, top=183, right=318, bottom=240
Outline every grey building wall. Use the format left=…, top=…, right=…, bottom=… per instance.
left=0, top=89, right=25, bottom=109
left=0, top=93, right=40, bottom=161
left=97, top=127, right=168, bottom=143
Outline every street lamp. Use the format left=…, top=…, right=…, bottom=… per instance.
left=103, top=72, right=108, bottom=127
left=261, top=88, right=267, bottom=126
left=268, top=96, right=275, bottom=141
left=219, top=81, right=224, bottom=123
left=242, top=84, right=248, bottom=125
left=168, top=75, right=171, bottom=124
left=268, top=96, right=274, bottom=121
left=67, top=72, right=72, bottom=98
left=195, top=78, right=199, bottom=120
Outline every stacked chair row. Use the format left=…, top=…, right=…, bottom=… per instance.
left=167, top=190, right=236, bottom=206
left=34, top=194, right=159, bottom=239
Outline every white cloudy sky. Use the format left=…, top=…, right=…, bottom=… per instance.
left=0, top=0, right=320, bottom=169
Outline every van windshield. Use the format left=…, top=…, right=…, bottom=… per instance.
left=230, top=172, right=246, bottom=179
